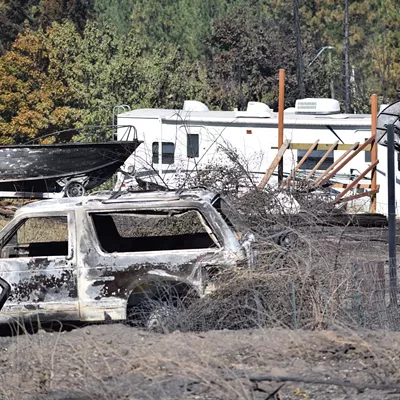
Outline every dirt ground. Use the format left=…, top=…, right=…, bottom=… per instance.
left=1, top=324, right=400, bottom=400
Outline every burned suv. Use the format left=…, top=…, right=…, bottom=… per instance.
left=0, top=190, right=254, bottom=325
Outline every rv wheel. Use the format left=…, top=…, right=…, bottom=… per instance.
left=65, top=182, right=86, bottom=197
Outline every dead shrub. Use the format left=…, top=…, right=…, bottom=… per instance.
left=174, top=163, right=388, bottom=332
left=182, top=266, right=321, bottom=331
left=182, top=145, right=256, bottom=194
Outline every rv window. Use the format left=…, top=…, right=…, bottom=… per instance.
left=187, top=134, right=199, bottom=158
left=90, top=210, right=218, bottom=253
left=0, top=216, right=69, bottom=258
left=364, top=138, right=371, bottom=163
left=297, top=150, right=334, bottom=170
left=152, top=142, right=175, bottom=164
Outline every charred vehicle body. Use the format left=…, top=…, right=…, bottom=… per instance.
left=0, top=190, right=254, bottom=325
left=0, top=278, right=10, bottom=312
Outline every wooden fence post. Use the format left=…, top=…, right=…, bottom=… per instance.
left=370, top=94, right=378, bottom=213
left=278, top=69, right=285, bottom=184
left=259, top=139, right=291, bottom=189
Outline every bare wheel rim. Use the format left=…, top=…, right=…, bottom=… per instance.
left=65, top=182, right=86, bottom=197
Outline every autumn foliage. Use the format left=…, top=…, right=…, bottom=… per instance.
left=0, top=27, right=83, bottom=144
left=0, top=0, right=399, bottom=144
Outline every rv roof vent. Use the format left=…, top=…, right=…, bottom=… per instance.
left=246, top=101, right=271, bottom=114
left=295, top=98, right=340, bottom=115
left=235, top=101, right=271, bottom=118
left=183, top=100, right=209, bottom=112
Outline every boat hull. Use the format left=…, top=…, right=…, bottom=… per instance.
left=0, top=141, right=140, bottom=193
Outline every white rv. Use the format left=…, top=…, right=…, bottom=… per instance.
left=116, top=98, right=394, bottom=215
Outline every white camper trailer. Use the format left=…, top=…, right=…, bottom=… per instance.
left=116, top=98, right=393, bottom=214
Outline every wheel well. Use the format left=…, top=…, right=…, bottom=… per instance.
left=127, top=280, right=197, bottom=309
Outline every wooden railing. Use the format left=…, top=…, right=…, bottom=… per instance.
left=258, top=86, right=379, bottom=212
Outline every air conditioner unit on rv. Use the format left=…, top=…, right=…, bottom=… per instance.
left=295, top=98, right=340, bottom=115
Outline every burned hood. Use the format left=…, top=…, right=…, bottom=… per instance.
left=377, top=101, right=400, bottom=150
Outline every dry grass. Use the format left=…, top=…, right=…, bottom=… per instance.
left=0, top=217, right=9, bottom=230
left=0, top=156, right=397, bottom=399
left=1, top=324, right=400, bottom=399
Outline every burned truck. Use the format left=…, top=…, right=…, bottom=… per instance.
left=0, top=190, right=255, bottom=326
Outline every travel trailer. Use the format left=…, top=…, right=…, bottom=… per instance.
left=116, top=98, right=395, bottom=215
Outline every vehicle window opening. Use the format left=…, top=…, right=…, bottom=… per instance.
left=212, top=197, right=242, bottom=239
left=297, top=149, right=334, bottom=170
left=152, top=142, right=175, bottom=164
left=187, top=134, right=199, bottom=158
left=0, top=216, right=69, bottom=259
left=91, top=210, right=218, bottom=253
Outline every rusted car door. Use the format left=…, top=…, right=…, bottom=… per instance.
left=0, top=212, right=79, bottom=323
left=76, top=205, right=228, bottom=321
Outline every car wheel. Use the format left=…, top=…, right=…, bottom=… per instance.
left=127, top=300, right=181, bottom=333
left=65, top=182, right=86, bottom=197
left=145, top=303, right=180, bottom=333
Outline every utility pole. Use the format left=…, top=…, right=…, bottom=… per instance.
left=344, top=0, right=351, bottom=113
left=278, top=69, right=285, bottom=184
left=238, top=50, right=243, bottom=110
left=294, top=0, right=305, bottom=99
left=328, top=50, right=335, bottom=99
left=308, top=46, right=335, bottom=99
left=387, top=123, right=398, bottom=307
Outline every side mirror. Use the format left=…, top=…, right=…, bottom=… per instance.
left=240, top=231, right=256, bottom=246
left=240, top=232, right=257, bottom=267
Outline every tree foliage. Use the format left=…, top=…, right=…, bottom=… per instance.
left=131, top=0, right=227, bottom=59
left=206, top=4, right=325, bottom=110
left=0, top=0, right=400, bottom=142
left=93, top=0, right=133, bottom=35
left=0, top=0, right=37, bottom=53
left=0, top=26, right=83, bottom=143
left=0, top=0, right=93, bottom=54
left=0, top=21, right=213, bottom=142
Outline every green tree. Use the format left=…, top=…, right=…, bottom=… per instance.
left=75, top=22, right=144, bottom=125
left=93, top=0, right=133, bottom=35
left=0, top=20, right=212, bottom=142
left=365, top=0, right=400, bottom=103
left=137, top=45, right=212, bottom=109
left=206, top=4, right=323, bottom=110
left=38, top=0, right=94, bottom=31
left=130, top=0, right=227, bottom=59
left=266, top=0, right=400, bottom=108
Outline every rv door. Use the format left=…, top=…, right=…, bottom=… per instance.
left=151, top=141, right=176, bottom=179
